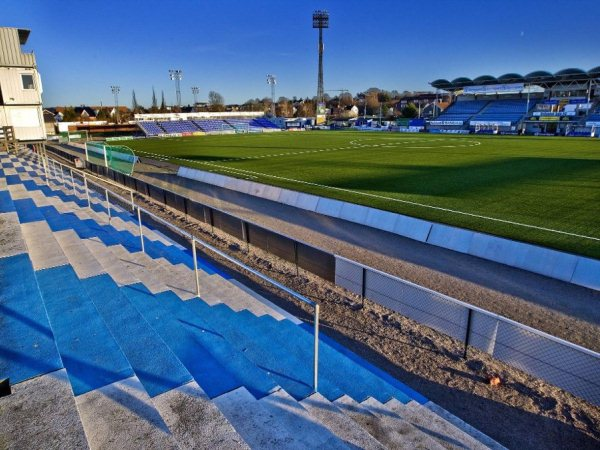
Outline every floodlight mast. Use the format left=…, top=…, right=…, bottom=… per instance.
left=110, top=85, right=120, bottom=123
left=266, top=74, right=276, bottom=116
left=312, top=10, right=329, bottom=105
left=191, top=86, right=200, bottom=111
left=169, top=69, right=183, bottom=108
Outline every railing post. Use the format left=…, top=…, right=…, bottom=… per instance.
left=191, top=238, right=201, bottom=297
left=83, top=173, right=91, bottom=208
left=313, top=303, right=320, bottom=393
left=130, top=190, right=135, bottom=211
left=463, top=308, right=473, bottom=359
left=137, top=206, right=145, bottom=253
left=105, top=189, right=111, bottom=223
left=42, top=153, right=50, bottom=185
left=70, top=168, right=76, bottom=195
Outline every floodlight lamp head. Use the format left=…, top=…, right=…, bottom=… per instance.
left=312, top=10, right=329, bottom=28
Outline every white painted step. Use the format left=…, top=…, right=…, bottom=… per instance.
left=424, top=401, right=507, bottom=450
left=0, top=369, right=89, bottom=450
left=75, top=376, right=179, bottom=450
left=19, top=221, right=69, bottom=271
left=54, top=230, right=106, bottom=279
left=300, top=392, right=386, bottom=450
left=0, top=211, right=28, bottom=258
left=334, top=394, right=444, bottom=449
left=214, top=387, right=351, bottom=449
left=152, top=381, right=250, bottom=449
left=385, top=398, right=494, bottom=450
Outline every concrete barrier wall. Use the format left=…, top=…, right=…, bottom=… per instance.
left=334, top=256, right=600, bottom=407
left=177, top=166, right=600, bottom=292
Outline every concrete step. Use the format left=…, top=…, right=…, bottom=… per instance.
left=0, top=211, right=27, bottom=258
left=300, top=392, right=387, bottom=450
left=152, top=381, right=250, bottom=449
left=75, top=376, right=179, bottom=450
left=19, top=220, right=69, bottom=271
left=423, top=401, right=507, bottom=450
left=214, top=387, right=350, bottom=449
left=53, top=229, right=106, bottom=279
left=0, top=369, right=89, bottom=450
left=385, top=398, right=495, bottom=450
left=335, top=394, right=444, bottom=449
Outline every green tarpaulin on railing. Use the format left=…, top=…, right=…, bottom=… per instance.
left=85, top=141, right=137, bottom=175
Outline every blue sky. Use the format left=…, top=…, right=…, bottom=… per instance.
left=3, top=0, right=599, bottom=107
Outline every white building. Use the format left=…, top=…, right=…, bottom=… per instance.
left=0, top=27, right=46, bottom=141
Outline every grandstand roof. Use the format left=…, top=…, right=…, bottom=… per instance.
left=430, top=66, right=600, bottom=91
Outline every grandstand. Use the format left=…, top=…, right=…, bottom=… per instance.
left=134, top=116, right=282, bottom=137
left=0, top=147, right=502, bottom=449
left=430, top=66, right=600, bottom=135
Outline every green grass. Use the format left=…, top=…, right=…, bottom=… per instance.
left=115, top=131, right=600, bottom=259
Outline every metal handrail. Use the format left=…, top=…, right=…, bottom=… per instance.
left=33, top=148, right=321, bottom=393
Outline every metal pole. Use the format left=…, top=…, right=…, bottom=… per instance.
left=192, top=238, right=201, bottom=297
left=42, top=152, right=49, bottom=185
left=313, top=303, right=320, bottom=393
left=137, top=206, right=145, bottom=253
left=105, top=189, right=111, bottom=223
left=83, top=174, right=91, bottom=208
left=70, top=168, right=76, bottom=195
left=130, top=191, right=135, bottom=211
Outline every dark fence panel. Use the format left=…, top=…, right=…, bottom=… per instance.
left=213, top=210, right=243, bottom=240
left=298, top=243, right=335, bottom=281
left=148, top=184, right=166, bottom=204
left=135, top=179, right=149, bottom=196
left=124, top=175, right=136, bottom=190
left=165, top=191, right=186, bottom=214
left=247, top=224, right=295, bottom=262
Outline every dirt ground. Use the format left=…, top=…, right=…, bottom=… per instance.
left=46, top=148, right=600, bottom=449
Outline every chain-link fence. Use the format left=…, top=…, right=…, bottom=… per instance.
left=335, top=255, right=600, bottom=407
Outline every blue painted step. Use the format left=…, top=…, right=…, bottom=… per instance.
left=121, top=283, right=278, bottom=399
left=186, top=299, right=415, bottom=404
left=0, top=254, right=63, bottom=383
left=80, top=274, right=193, bottom=397
left=185, top=300, right=342, bottom=400
left=0, top=189, right=15, bottom=213
left=35, top=265, right=134, bottom=395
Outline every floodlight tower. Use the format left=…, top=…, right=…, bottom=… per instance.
left=312, top=10, right=329, bottom=105
left=266, top=74, right=276, bottom=116
left=169, top=69, right=183, bottom=108
left=191, top=86, right=200, bottom=110
left=110, top=85, right=120, bottom=123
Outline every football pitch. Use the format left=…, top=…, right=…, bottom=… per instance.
left=115, top=132, right=600, bottom=259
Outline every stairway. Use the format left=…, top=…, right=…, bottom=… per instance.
left=0, top=149, right=505, bottom=449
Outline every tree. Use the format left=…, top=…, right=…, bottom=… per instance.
left=151, top=87, right=158, bottom=113
left=62, top=107, right=78, bottom=122
left=339, top=92, right=353, bottom=107
left=96, top=108, right=110, bottom=121
left=160, top=91, right=166, bottom=112
left=132, top=90, right=139, bottom=112
left=401, top=103, right=418, bottom=118
left=208, top=91, right=225, bottom=112
left=208, top=91, right=224, bottom=106
left=365, top=90, right=380, bottom=114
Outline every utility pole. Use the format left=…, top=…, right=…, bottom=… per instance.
left=110, top=85, right=120, bottom=123
left=266, top=74, right=276, bottom=116
left=169, top=69, right=183, bottom=108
